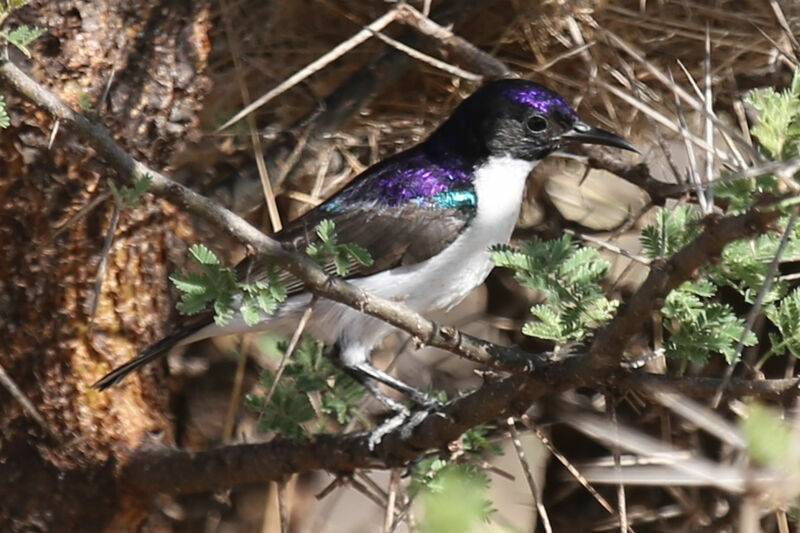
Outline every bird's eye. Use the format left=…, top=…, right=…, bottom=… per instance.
left=526, top=114, right=548, bottom=133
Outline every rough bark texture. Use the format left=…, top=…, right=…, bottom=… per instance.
left=0, top=1, right=211, bottom=529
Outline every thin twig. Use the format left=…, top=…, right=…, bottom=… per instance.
left=52, top=192, right=110, bottom=238
left=561, top=410, right=747, bottom=493
left=259, top=301, right=316, bottom=420
left=606, top=394, right=629, bottom=533
left=47, top=118, right=59, bottom=149
left=598, top=79, right=730, bottom=163
left=383, top=469, right=400, bottom=533
left=217, top=7, right=400, bottom=132
left=507, top=417, right=552, bottom=533
left=620, top=372, right=800, bottom=401
left=647, top=389, right=746, bottom=450
left=675, top=59, right=748, bottom=169
left=0, top=363, right=53, bottom=437
left=348, top=475, right=388, bottom=509
left=776, top=509, right=790, bottom=533
left=522, top=416, right=617, bottom=516
left=396, top=3, right=512, bottom=78
left=702, top=25, right=715, bottom=210
left=88, top=200, right=120, bottom=332
left=368, top=28, right=482, bottom=81
left=767, top=0, right=800, bottom=61
left=279, top=477, right=291, bottom=533
left=564, top=228, right=651, bottom=266
left=219, top=0, right=282, bottom=232
left=223, top=335, right=252, bottom=443
left=356, top=471, right=389, bottom=502
left=262, top=482, right=279, bottom=533
left=600, top=29, right=760, bottom=160
left=669, top=68, right=707, bottom=214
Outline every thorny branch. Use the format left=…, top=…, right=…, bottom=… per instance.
left=0, top=40, right=787, bottom=496
left=123, top=207, right=780, bottom=495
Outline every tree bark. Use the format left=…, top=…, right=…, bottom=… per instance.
left=0, top=1, right=211, bottom=529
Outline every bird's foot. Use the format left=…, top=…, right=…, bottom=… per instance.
left=399, top=407, right=444, bottom=441
left=367, top=405, right=410, bottom=451
left=407, top=389, right=444, bottom=411
left=367, top=399, right=447, bottom=451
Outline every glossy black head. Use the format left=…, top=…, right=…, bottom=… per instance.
left=429, top=79, right=637, bottom=163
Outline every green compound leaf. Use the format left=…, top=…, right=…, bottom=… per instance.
left=188, top=243, right=219, bottom=265
left=492, top=235, right=617, bottom=345
left=0, top=95, right=9, bottom=128
left=1, top=25, right=45, bottom=57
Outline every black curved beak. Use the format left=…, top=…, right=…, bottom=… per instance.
left=562, top=121, right=639, bottom=153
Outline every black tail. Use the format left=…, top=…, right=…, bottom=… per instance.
left=92, top=328, right=200, bottom=390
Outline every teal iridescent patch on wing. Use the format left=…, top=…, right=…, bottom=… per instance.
left=427, top=189, right=476, bottom=209
left=320, top=198, right=345, bottom=212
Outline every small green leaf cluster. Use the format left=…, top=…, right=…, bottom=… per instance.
left=740, top=403, right=797, bottom=469
left=109, top=175, right=152, bottom=209
left=0, top=0, right=45, bottom=128
left=410, top=425, right=499, bottom=532
left=417, top=461, right=496, bottom=533
left=640, top=205, right=702, bottom=258
left=0, top=24, right=44, bottom=57
left=746, top=69, right=800, bottom=160
left=491, top=236, right=618, bottom=344
left=763, top=288, right=800, bottom=362
left=0, top=95, right=8, bottom=128
left=640, top=207, right=757, bottom=363
left=170, top=244, right=287, bottom=327
left=714, top=174, right=780, bottom=214
left=711, top=231, right=800, bottom=304
left=0, top=0, right=31, bottom=15
left=660, top=278, right=756, bottom=364
left=715, top=71, right=800, bottom=214
left=244, top=336, right=366, bottom=440
left=725, top=69, right=800, bottom=367
left=655, top=73, right=800, bottom=367
left=408, top=424, right=502, bottom=499
left=639, top=212, right=800, bottom=366
left=306, top=219, right=373, bottom=276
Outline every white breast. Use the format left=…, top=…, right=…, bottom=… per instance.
left=357, top=155, right=536, bottom=311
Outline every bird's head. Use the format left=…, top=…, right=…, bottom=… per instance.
left=432, top=79, right=637, bottom=163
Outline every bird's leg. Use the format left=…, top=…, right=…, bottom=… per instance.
left=325, top=343, right=441, bottom=409
left=343, top=366, right=410, bottom=415
left=326, top=344, right=442, bottom=448
left=340, top=366, right=409, bottom=450
left=349, top=362, right=442, bottom=410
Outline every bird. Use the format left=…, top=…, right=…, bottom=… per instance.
left=94, top=79, right=636, bottom=434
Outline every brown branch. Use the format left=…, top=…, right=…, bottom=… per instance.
left=584, top=148, right=687, bottom=204
left=120, top=208, right=781, bottom=495
left=396, top=3, right=512, bottom=79
left=619, top=372, right=800, bottom=401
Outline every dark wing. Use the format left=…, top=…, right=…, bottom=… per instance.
left=237, top=200, right=473, bottom=295
left=240, top=143, right=476, bottom=291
